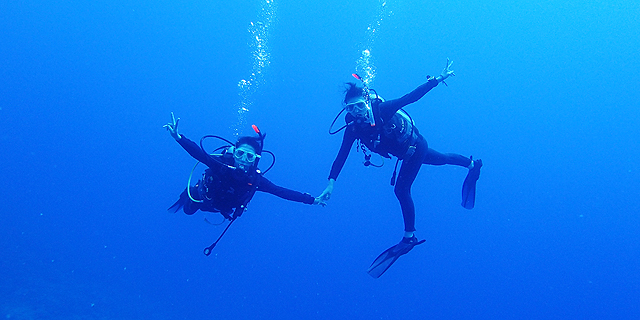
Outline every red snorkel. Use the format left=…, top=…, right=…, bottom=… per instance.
left=250, top=124, right=265, bottom=166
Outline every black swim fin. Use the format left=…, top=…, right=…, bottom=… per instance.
left=367, top=236, right=426, bottom=278
left=168, top=188, right=188, bottom=213
left=462, top=158, right=482, bottom=210
left=168, top=187, right=199, bottom=215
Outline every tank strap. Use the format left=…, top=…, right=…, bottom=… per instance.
left=390, top=158, right=400, bottom=186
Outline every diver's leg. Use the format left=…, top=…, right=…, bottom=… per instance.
left=168, top=188, right=189, bottom=213
left=394, top=136, right=429, bottom=235
left=423, top=148, right=471, bottom=168
left=422, top=148, right=482, bottom=208
left=183, top=186, right=202, bottom=215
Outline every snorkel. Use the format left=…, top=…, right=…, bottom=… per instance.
left=351, top=73, right=376, bottom=127
left=250, top=124, right=264, bottom=169
left=233, top=124, right=265, bottom=172
left=245, top=124, right=275, bottom=174
left=328, top=75, right=381, bottom=134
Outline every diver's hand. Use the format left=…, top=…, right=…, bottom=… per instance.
left=319, top=179, right=335, bottom=202
left=313, top=197, right=327, bottom=207
left=163, top=112, right=181, bottom=141
left=436, top=58, right=455, bottom=83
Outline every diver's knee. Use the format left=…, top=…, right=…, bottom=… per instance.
left=394, top=184, right=409, bottom=199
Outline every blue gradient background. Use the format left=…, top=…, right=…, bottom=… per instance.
left=1, top=1, right=639, bottom=319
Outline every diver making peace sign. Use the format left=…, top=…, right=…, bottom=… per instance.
left=164, top=112, right=325, bottom=253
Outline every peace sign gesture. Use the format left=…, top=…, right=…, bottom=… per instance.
left=163, top=112, right=181, bottom=141
left=440, top=58, right=455, bottom=80
left=434, top=58, right=456, bottom=87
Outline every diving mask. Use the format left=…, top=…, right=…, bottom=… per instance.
left=345, top=98, right=375, bottom=126
left=345, top=100, right=368, bottom=115
left=233, top=147, right=260, bottom=163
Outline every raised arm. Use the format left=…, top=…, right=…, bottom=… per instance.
left=164, top=112, right=217, bottom=167
left=380, top=58, right=456, bottom=116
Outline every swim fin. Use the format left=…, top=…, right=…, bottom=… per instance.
left=461, top=158, right=482, bottom=209
left=168, top=187, right=199, bottom=215
left=367, top=236, right=426, bottom=278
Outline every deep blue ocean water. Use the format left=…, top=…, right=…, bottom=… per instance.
left=2, top=1, right=639, bottom=319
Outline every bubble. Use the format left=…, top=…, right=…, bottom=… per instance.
left=233, top=0, right=277, bottom=137
left=354, top=0, right=392, bottom=87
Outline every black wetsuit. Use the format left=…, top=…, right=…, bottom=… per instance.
left=328, top=78, right=471, bottom=232
left=171, top=135, right=315, bottom=217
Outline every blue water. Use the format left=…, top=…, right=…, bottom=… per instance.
left=2, top=1, right=639, bottom=319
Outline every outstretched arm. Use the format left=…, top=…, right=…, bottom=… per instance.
left=164, top=112, right=217, bottom=167
left=259, top=177, right=325, bottom=206
left=380, top=58, right=456, bottom=116
left=320, top=129, right=357, bottom=202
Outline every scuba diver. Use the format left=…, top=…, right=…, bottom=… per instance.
left=164, top=112, right=325, bottom=253
left=319, top=59, right=483, bottom=278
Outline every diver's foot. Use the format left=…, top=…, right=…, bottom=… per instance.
left=468, top=157, right=482, bottom=181
left=397, top=235, right=426, bottom=255
left=461, top=157, right=482, bottom=210
left=401, top=235, right=419, bottom=244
